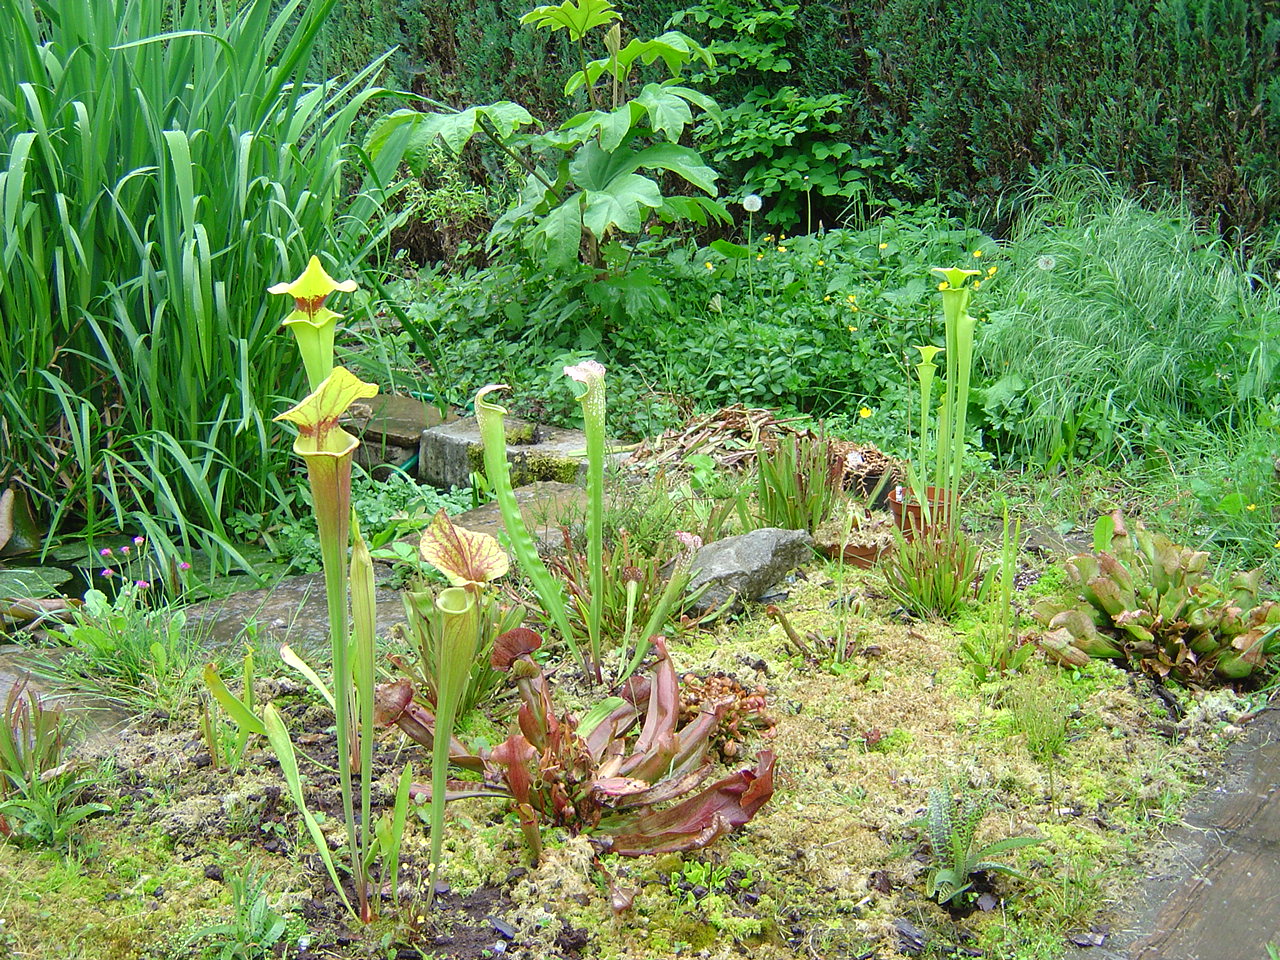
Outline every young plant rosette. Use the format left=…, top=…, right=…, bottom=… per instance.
left=374, top=633, right=776, bottom=859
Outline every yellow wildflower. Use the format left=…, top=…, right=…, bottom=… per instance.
left=705, top=261, right=714, bottom=270
left=972, top=280, right=981, bottom=290
left=757, top=254, right=764, bottom=261
left=859, top=406, right=872, bottom=418
left=973, top=249, right=983, bottom=258
left=878, top=242, right=888, bottom=250
left=777, top=246, right=787, bottom=252
left=1247, top=503, right=1258, bottom=511
left=938, top=281, right=949, bottom=290
left=987, top=265, right=997, bottom=276
left=817, top=259, right=825, bottom=266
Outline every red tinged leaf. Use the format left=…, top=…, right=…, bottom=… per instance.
left=603, top=765, right=714, bottom=810
left=491, top=628, right=543, bottom=670
left=582, top=698, right=640, bottom=760
left=630, top=637, right=678, bottom=759
left=372, top=680, right=483, bottom=773
left=409, top=780, right=509, bottom=802
left=490, top=734, right=540, bottom=809
left=596, top=752, right=777, bottom=856
left=418, top=509, right=510, bottom=586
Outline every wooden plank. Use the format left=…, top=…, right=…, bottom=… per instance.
left=1131, top=736, right=1280, bottom=959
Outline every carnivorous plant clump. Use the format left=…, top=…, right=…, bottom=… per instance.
left=1034, top=510, right=1280, bottom=685
left=375, top=633, right=775, bottom=859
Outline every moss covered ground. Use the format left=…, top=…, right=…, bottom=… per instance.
left=0, top=534, right=1259, bottom=960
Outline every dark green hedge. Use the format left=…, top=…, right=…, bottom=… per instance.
left=858, top=0, right=1280, bottom=236
left=316, top=0, right=1280, bottom=237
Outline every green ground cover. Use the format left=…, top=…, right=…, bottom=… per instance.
left=3, top=1, right=1280, bottom=957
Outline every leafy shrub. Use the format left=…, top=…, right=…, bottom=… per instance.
left=256, top=472, right=475, bottom=574
left=366, top=0, right=728, bottom=280
left=373, top=0, right=1280, bottom=238
left=396, top=201, right=993, bottom=442
left=856, top=0, right=1280, bottom=236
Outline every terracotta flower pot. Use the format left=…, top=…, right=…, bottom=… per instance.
left=823, top=542, right=890, bottom=568
left=887, top=485, right=953, bottom=540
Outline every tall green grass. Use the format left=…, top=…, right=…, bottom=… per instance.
left=981, top=170, right=1280, bottom=466
left=0, top=0, right=406, bottom=571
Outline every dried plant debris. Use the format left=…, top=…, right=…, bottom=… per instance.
left=624, top=405, right=898, bottom=492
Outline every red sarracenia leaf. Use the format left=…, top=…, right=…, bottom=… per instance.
left=629, top=637, right=678, bottom=759
left=373, top=680, right=483, bottom=772
left=597, top=751, right=776, bottom=856
left=492, top=627, right=543, bottom=670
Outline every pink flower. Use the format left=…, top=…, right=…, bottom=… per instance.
left=120, top=546, right=131, bottom=555
left=674, top=531, right=703, bottom=552
left=101, top=568, right=115, bottom=578
left=132, top=536, right=145, bottom=545
left=135, top=580, right=150, bottom=588
left=99, top=548, right=112, bottom=557
left=178, top=561, right=192, bottom=571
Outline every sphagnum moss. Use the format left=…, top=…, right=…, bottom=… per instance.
left=0, top=554, right=1247, bottom=959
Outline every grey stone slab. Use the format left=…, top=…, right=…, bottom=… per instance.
left=444, top=481, right=589, bottom=553
left=419, top=417, right=590, bottom=490
left=185, top=571, right=407, bottom=659
left=343, top=394, right=453, bottom=447
left=686, top=527, right=817, bottom=612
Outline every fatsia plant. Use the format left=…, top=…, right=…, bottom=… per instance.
left=365, top=0, right=727, bottom=271
left=375, top=633, right=775, bottom=860
left=1034, top=510, right=1280, bottom=685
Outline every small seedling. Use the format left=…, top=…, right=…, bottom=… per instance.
left=916, top=782, right=1042, bottom=905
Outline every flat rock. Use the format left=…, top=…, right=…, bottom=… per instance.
left=419, top=417, right=608, bottom=490
left=687, top=528, right=816, bottom=612
left=0, top=646, right=128, bottom=753
left=185, top=571, right=407, bottom=658
left=445, top=482, right=588, bottom=552
left=343, top=394, right=453, bottom=447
